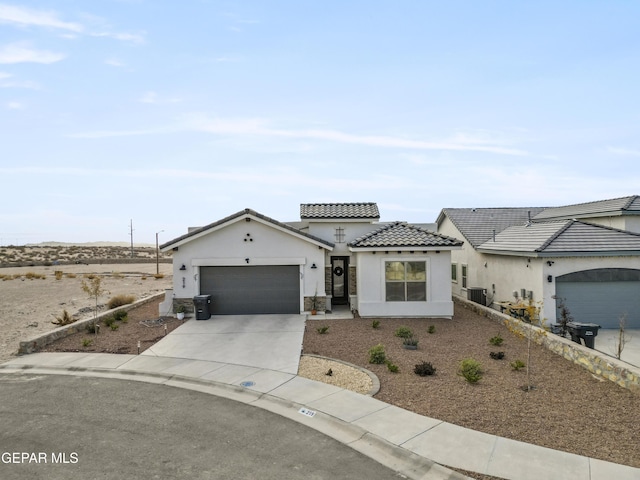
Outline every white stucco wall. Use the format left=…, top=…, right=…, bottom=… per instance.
left=354, top=251, right=454, bottom=317
left=168, top=216, right=328, bottom=311
left=307, top=221, right=383, bottom=257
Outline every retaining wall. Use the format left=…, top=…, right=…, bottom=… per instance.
left=455, top=295, right=640, bottom=392
left=18, top=292, right=165, bottom=355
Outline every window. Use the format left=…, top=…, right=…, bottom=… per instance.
left=385, top=261, right=426, bottom=301
left=461, top=264, right=468, bottom=289
left=451, top=263, right=458, bottom=283
left=335, top=227, right=345, bottom=243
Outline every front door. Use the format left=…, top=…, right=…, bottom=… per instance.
left=331, top=257, right=349, bottom=305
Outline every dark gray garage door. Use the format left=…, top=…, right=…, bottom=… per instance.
left=555, top=268, right=640, bottom=329
left=200, top=266, right=300, bottom=315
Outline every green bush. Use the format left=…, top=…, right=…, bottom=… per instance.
left=372, top=320, right=380, bottom=329
left=459, top=358, right=483, bottom=384
left=403, top=336, right=419, bottom=347
left=510, top=359, right=526, bottom=371
left=368, top=344, right=387, bottom=364
left=107, top=294, right=136, bottom=310
left=414, top=361, right=436, bottom=376
left=82, top=338, right=93, bottom=347
left=85, top=323, right=98, bottom=334
left=316, top=326, right=330, bottom=334
left=394, top=326, right=413, bottom=339
left=113, top=310, right=128, bottom=322
left=489, top=334, right=504, bottom=346
left=103, top=316, right=116, bottom=327
left=428, top=325, right=436, bottom=334
left=386, top=360, right=399, bottom=373
left=110, top=323, right=119, bottom=331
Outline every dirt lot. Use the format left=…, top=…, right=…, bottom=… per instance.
left=0, top=263, right=172, bottom=363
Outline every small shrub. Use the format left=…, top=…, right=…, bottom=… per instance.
left=414, top=361, right=436, bottom=376
left=386, top=360, right=399, bottom=373
left=110, top=323, right=119, bottom=331
left=490, top=351, right=505, bottom=360
left=489, top=334, right=504, bottom=346
left=51, top=309, right=76, bottom=326
left=394, top=326, right=413, bottom=339
left=65, top=273, right=76, bottom=278
left=372, top=320, right=380, bottom=329
left=113, top=310, right=128, bottom=322
left=54, top=270, right=63, bottom=280
left=403, top=336, right=419, bottom=347
left=510, top=359, right=526, bottom=371
left=154, top=273, right=165, bottom=279
left=316, top=325, right=330, bottom=334
left=84, top=273, right=96, bottom=279
left=82, top=338, right=93, bottom=347
left=368, top=344, right=387, bottom=364
left=428, top=325, right=436, bottom=334
left=459, top=358, right=483, bottom=384
left=107, top=294, right=135, bottom=310
left=85, top=323, right=98, bottom=334
left=103, top=316, right=116, bottom=327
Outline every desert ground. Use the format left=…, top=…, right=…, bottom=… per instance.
left=0, top=262, right=172, bottom=363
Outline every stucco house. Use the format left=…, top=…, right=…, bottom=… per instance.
left=436, top=196, right=640, bottom=328
left=160, top=203, right=463, bottom=317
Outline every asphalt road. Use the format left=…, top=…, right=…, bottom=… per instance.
left=0, top=374, right=403, bottom=480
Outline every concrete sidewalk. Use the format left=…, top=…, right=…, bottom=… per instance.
left=1, top=352, right=638, bottom=480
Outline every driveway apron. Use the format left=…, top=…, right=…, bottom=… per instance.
left=140, top=314, right=306, bottom=374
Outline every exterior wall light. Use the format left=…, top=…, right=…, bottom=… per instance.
left=179, top=264, right=186, bottom=271
left=311, top=263, right=317, bottom=269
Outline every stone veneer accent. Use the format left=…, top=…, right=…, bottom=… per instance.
left=304, top=296, right=327, bottom=313
left=349, top=265, right=357, bottom=296
left=454, top=295, right=640, bottom=392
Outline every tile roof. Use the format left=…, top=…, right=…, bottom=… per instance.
left=350, top=222, right=463, bottom=249
left=439, top=207, right=546, bottom=248
left=300, top=202, right=380, bottom=220
left=477, top=220, right=640, bottom=255
left=161, top=208, right=334, bottom=250
left=533, top=195, right=640, bottom=221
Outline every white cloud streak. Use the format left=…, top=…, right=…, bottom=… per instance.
left=607, top=146, right=640, bottom=157
left=0, top=42, right=65, bottom=64
left=0, top=3, right=83, bottom=32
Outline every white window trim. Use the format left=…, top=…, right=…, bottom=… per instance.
left=383, top=258, right=429, bottom=302
left=451, top=262, right=458, bottom=283
left=461, top=263, right=468, bottom=290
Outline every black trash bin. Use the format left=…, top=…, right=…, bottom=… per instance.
left=566, top=321, right=601, bottom=349
left=193, top=295, right=212, bottom=320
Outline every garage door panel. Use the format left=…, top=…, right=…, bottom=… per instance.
left=556, top=281, right=640, bottom=329
left=200, top=266, right=299, bottom=315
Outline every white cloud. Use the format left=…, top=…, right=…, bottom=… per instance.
left=104, top=57, right=125, bottom=67
left=0, top=3, right=83, bottom=32
left=138, top=91, right=181, bottom=104
left=0, top=71, right=39, bottom=88
left=607, top=146, right=640, bottom=157
left=6, top=101, right=23, bottom=109
left=0, top=42, right=65, bottom=64
left=91, top=31, right=145, bottom=44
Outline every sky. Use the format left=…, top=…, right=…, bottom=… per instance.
left=1, top=1, right=639, bottom=245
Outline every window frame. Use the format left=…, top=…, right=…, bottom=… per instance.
left=461, top=264, right=468, bottom=289
left=451, top=262, right=458, bottom=283
left=384, top=260, right=427, bottom=302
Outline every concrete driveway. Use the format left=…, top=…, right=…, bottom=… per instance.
left=141, top=314, right=306, bottom=374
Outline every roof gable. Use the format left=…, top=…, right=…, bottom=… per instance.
left=478, top=220, right=640, bottom=256
left=438, top=207, right=546, bottom=248
left=533, top=195, right=640, bottom=221
left=350, top=222, right=463, bottom=249
left=161, top=208, right=334, bottom=251
left=300, top=202, right=380, bottom=220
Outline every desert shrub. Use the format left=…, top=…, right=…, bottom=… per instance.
left=490, top=351, right=505, bottom=360
left=403, top=336, right=419, bottom=347
left=107, top=294, right=135, bottom=310
left=84, top=273, right=96, bottom=279
left=103, top=316, right=116, bottom=327
left=459, top=358, right=483, bottom=384
left=110, top=323, right=119, bottom=331
left=414, top=361, right=436, bottom=376
left=54, top=270, right=63, bottom=280
left=85, top=323, right=98, bottom=334
left=386, top=360, right=399, bottom=373
left=428, top=325, right=436, bottom=334
left=65, top=273, right=76, bottom=278
left=316, top=326, right=330, bottom=334
left=113, top=310, right=128, bottom=322
left=25, top=271, right=45, bottom=280
left=51, top=310, right=76, bottom=326
left=82, top=338, right=93, bottom=347
left=394, top=326, right=413, bottom=339
left=510, top=359, right=526, bottom=371
left=372, top=320, right=380, bottom=329
left=368, top=344, right=387, bottom=364
left=154, top=273, right=165, bottom=279
left=489, top=334, right=504, bottom=346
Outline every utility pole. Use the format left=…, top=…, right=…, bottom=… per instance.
left=155, top=230, right=164, bottom=275
left=129, top=219, right=134, bottom=258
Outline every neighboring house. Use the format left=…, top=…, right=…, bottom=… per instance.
left=160, top=203, right=463, bottom=317
left=437, top=196, right=640, bottom=328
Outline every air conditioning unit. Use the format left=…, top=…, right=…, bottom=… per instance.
left=467, top=287, right=487, bottom=306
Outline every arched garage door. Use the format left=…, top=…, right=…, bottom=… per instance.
left=200, top=266, right=300, bottom=315
left=555, top=268, right=640, bottom=329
